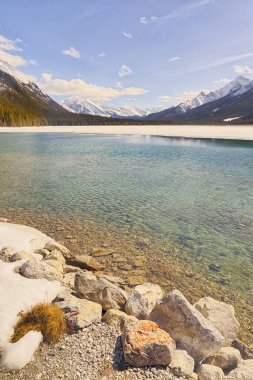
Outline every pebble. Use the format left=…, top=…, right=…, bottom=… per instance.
left=0, top=323, right=184, bottom=380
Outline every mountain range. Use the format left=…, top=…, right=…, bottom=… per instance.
left=0, top=57, right=252, bottom=126
left=63, top=76, right=253, bottom=125
left=62, top=96, right=162, bottom=119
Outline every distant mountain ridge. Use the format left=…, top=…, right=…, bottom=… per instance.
left=146, top=76, right=253, bottom=124
left=62, top=96, right=162, bottom=118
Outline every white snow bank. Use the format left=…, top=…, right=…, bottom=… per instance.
left=1, top=331, right=43, bottom=370
left=0, top=222, right=52, bottom=253
left=0, top=260, right=61, bottom=346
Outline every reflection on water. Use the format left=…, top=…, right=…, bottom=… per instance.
left=0, top=132, right=253, bottom=342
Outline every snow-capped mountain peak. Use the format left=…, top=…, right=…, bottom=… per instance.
left=177, top=76, right=253, bottom=114
left=62, top=96, right=162, bottom=118
left=0, top=59, right=36, bottom=84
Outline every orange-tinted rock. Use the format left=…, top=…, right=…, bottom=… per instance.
left=122, top=320, right=175, bottom=367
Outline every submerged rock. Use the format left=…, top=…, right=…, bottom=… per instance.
left=148, top=289, right=224, bottom=362
left=122, top=320, right=176, bottom=367
left=67, top=254, right=103, bottom=271
left=125, top=282, right=163, bottom=319
left=75, top=271, right=128, bottom=310
left=194, top=296, right=240, bottom=346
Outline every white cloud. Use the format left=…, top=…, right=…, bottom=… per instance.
left=213, top=78, right=230, bottom=84
left=159, top=95, right=172, bottom=102
left=0, top=35, right=23, bottom=52
left=98, top=52, right=106, bottom=57
left=116, top=81, right=124, bottom=88
left=62, top=46, right=80, bottom=59
left=28, top=59, right=38, bottom=66
left=0, top=50, right=26, bottom=67
left=234, top=65, right=253, bottom=75
left=186, top=52, right=253, bottom=74
left=176, top=91, right=200, bottom=103
left=140, top=16, right=159, bottom=24
left=39, top=73, right=148, bottom=101
left=168, top=56, right=179, bottom=62
left=119, top=64, right=133, bottom=78
left=122, top=31, right=133, bottom=39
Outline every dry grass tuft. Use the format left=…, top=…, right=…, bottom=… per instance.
left=12, top=303, right=66, bottom=344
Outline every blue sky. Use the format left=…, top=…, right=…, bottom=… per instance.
left=0, top=0, right=252, bottom=108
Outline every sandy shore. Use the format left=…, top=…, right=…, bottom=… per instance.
left=0, top=125, right=253, bottom=140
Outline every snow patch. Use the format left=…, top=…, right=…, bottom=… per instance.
left=1, top=331, right=43, bottom=370
left=0, top=222, right=53, bottom=253
left=0, top=260, right=61, bottom=346
left=223, top=116, right=242, bottom=122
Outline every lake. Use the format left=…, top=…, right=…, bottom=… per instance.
left=0, top=132, right=253, bottom=342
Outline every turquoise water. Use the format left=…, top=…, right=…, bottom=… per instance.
left=0, top=133, right=253, bottom=292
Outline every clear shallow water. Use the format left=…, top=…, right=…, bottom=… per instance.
left=0, top=133, right=253, bottom=294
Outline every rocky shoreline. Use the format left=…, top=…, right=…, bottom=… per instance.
left=0, top=220, right=253, bottom=379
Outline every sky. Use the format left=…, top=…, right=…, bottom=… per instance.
left=0, top=0, right=253, bottom=109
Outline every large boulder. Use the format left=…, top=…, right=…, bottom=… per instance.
left=102, top=309, right=138, bottom=330
left=204, top=347, right=241, bottom=370
left=125, top=282, right=163, bottom=319
left=198, top=364, right=224, bottom=380
left=44, top=241, right=72, bottom=259
left=75, top=271, right=128, bottom=310
left=67, top=255, right=103, bottom=271
left=122, top=320, right=176, bottom=367
left=170, top=349, right=195, bottom=377
left=20, top=259, right=63, bottom=281
left=55, top=293, right=102, bottom=332
left=194, top=297, right=240, bottom=346
left=226, top=359, right=253, bottom=380
left=148, top=289, right=224, bottom=362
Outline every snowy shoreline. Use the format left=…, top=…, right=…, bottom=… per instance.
left=0, top=125, right=253, bottom=141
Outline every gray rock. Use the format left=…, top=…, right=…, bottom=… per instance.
left=55, top=293, right=102, bottom=332
left=102, top=309, right=138, bottom=329
left=75, top=271, right=128, bottom=310
left=232, top=340, right=253, bottom=360
left=20, top=259, right=63, bottom=281
left=194, top=296, right=239, bottom=346
left=204, top=347, right=241, bottom=370
left=226, top=359, right=253, bottom=380
left=170, top=349, right=195, bottom=377
left=44, top=249, right=65, bottom=265
left=198, top=364, right=224, bottom=380
left=45, top=241, right=72, bottom=259
left=10, top=251, right=35, bottom=262
left=122, top=320, right=176, bottom=367
left=148, top=289, right=224, bottom=362
left=125, top=282, right=163, bottom=319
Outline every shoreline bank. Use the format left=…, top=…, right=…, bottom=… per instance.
left=1, top=125, right=253, bottom=141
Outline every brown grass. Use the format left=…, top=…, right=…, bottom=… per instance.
left=12, top=303, right=66, bottom=343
